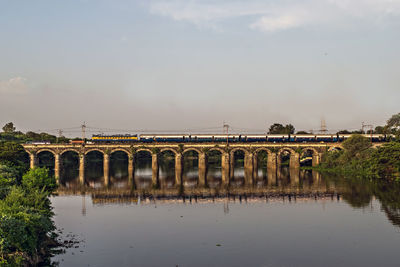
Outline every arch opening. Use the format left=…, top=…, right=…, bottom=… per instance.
left=300, top=149, right=315, bottom=167
left=159, top=150, right=175, bottom=188
left=206, top=150, right=222, bottom=188
left=110, top=151, right=129, bottom=187
left=60, top=151, right=79, bottom=185
left=37, top=151, right=54, bottom=176
left=256, top=150, right=269, bottom=186
left=182, top=150, right=199, bottom=188
left=85, top=150, right=104, bottom=188
left=278, top=149, right=293, bottom=185
left=135, top=150, right=152, bottom=189
left=231, top=150, right=245, bottom=187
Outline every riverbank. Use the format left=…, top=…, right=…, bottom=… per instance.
left=316, top=135, right=400, bottom=181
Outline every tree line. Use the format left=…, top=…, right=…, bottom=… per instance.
left=267, top=113, right=400, bottom=135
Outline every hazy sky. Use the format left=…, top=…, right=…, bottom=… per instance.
left=1, top=0, right=399, bottom=135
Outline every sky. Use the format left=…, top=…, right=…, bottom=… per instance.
left=1, top=0, right=399, bottom=136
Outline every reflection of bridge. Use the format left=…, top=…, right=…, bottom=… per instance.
left=23, top=142, right=342, bottom=185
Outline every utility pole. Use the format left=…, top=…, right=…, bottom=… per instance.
left=57, top=129, right=63, bottom=143
left=320, top=118, right=328, bottom=134
left=223, top=121, right=229, bottom=146
left=81, top=122, right=86, bottom=142
left=362, top=122, right=373, bottom=142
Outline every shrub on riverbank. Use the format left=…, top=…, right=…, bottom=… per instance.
left=318, top=135, right=400, bottom=181
left=0, top=167, right=58, bottom=266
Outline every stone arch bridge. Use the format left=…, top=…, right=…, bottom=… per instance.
left=23, top=142, right=342, bottom=186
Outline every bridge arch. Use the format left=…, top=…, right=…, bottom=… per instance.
left=36, top=149, right=56, bottom=156
left=277, top=147, right=300, bottom=173
left=301, top=147, right=319, bottom=157
left=160, top=147, right=178, bottom=155
left=182, top=148, right=202, bottom=155
left=208, top=147, right=225, bottom=154
left=300, top=147, right=319, bottom=167
left=85, top=148, right=105, bottom=155
left=136, top=148, right=153, bottom=154
left=110, top=148, right=131, bottom=157
left=36, top=150, right=55, bottom=175
left=60, top=149, right=80, bottom=156
left=255, top=147, right=273, bottom=156
left=277, top=147, right=297, bottom=156
left=328, top=146, right=343, bottom=152
left=230, top=147, right=249, bottom=155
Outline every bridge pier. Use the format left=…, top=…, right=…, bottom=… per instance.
left=29, top=153, right=37, bottom=169
left=152, top=153, right=159, bottom=187
left=221, top=152, right=230, bottom=185
left=244, top=152, right=254, bottom=185
left=312, top=153, right=321, bottom=167
left=267, top=167, right=277, bottom=186
left=54, top=153, right=60, bottom=184
left=175, top=153, right=183, bottom=186
left=267, top=153, right=277, bottom=170
left=104, top=153, right=110, bottom=186
left=79, top=153, right=85, bottom=185
left=289, top=153, right=300, bottom=170
left=290, top=168, right=300, bottom=185
left=128, top=155, right=135, bottom=187
left=198, top=152, right=207, bottom=186
left=253, top=154, right=258, bottom=181
left=229, top=153, right=235, bottom=180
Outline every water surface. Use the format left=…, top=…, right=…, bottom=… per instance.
left=50, top=161, right=400, bottom=267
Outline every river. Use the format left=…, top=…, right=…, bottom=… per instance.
left=48, top=154, right=400, bottom=267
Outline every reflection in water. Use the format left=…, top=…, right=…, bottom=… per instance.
left=57, top=159, right=400, bottom=232
left=52, top=165, right=400, bottom=267
left=52, top=157, right=400, bottom=267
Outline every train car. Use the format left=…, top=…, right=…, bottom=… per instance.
left=266, top=135, right=289, bottom=142
left=293, top=135, right=316, bottom=142
left=139, top=134, right=191, bottom=142
left=27, top=141, right=51, bottom=145
left=192, top=135, right=214, bottom=142
left=154, top=135, right=184, bottom=142
left=92, top=134, right=138, bottom=143
left=212, top=134, right=241, bottom=142
left=70, top=140, right=84, bottom=144
left=245, top=135, right=267, bottom=142
left=139, top=135, right=155, bottom=143
left=315, top=135, right=335, bottom=142
left=361, top=134, right=387, bottom=142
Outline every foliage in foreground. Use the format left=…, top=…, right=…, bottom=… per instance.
left=319, top=135, right=400, bottom=181
left=0, top=167, right=57, bottom=266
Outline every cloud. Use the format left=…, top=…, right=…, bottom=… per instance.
left=0, top=77, right=28, bottom=94
left=250, top=14, right=304, bottom=32
left=149, top=0, right=400, bottom=32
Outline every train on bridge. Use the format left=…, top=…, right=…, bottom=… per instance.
left=87, top=133, right=392, bottom=144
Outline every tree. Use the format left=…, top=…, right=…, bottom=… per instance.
left=2, top=122, right=15, bottom=133
left=386, top=113, right=400, bottom=137
left=342, top=134, right=372, bottom=158
left=374, top=126, right=385, bottom=134
left=387, top=113, right=400, bottom=129
left=268, top=123, right=295, bottom=134
left=22, top=168, right=57, bottom=195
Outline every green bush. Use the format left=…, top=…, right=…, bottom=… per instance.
left=22, top=168, right=57, bottom=195
left=319, top=135, right=400, bottom=180
left=0, top=168, right=57, bottom=265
